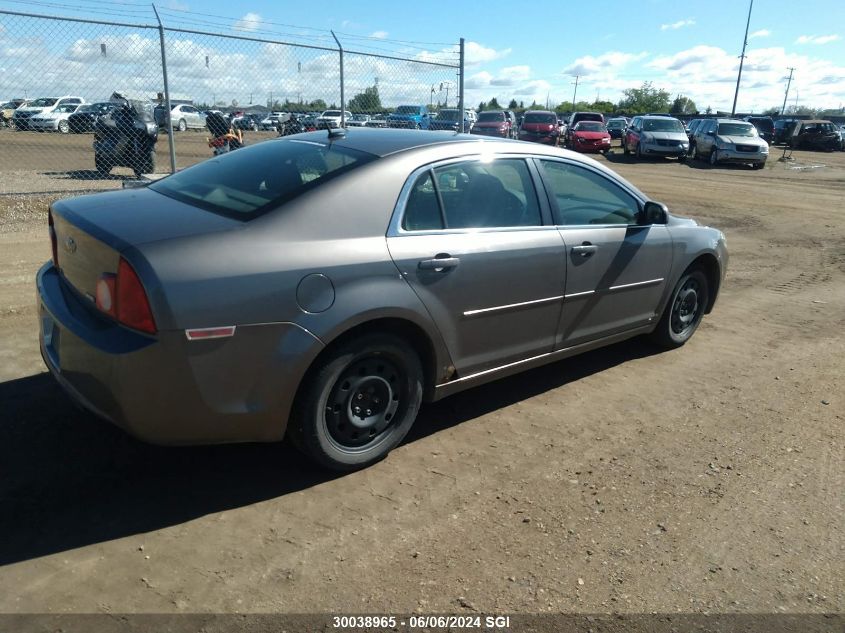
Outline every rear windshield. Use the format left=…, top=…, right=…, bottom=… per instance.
left=395, top=106, right=420, bottom=114
left=747, top=118, right=774, bottom=132
left=643, top=118, right=685, bottom=132
left=478, top=112, right=505, bottom=122
left=524, top=113, right=556, bottom=124
left=717, top=122, right=756, bottom=137
left=606, top=120, right=626, bottom=128
left=149, top=140, right=376, bottom=220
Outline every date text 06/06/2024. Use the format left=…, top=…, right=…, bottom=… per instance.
left=332, top=615, right=512, bottom=629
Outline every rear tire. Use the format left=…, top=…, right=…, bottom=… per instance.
left=288, top=333, right=423, bottom=471
left=135, top=149, right=156, bottom=177
left=649, top=268, right=709, bottom=349
left=635, top=142, right=644, bottom=160
left=95, top=154, right=112, bottom=176
left=177, top=118, right=187, bottom=132
left=58, top=120, right=70, bottom=134
left=623, top=140, right=630, bottom=156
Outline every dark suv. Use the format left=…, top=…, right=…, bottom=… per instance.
left=743, top=116, right=775, bottom=144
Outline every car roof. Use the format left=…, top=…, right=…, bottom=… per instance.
left=302, top=128, right=499, bottom=157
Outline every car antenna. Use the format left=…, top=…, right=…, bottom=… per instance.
left=328, top=126, right=346, bottom=140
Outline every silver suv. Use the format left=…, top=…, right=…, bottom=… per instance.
left=692, top=119, right=768, bottom=169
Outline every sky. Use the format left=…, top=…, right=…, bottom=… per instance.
left=1, top=0, right=844, bottom=112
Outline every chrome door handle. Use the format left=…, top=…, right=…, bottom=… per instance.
left=418, top=256, right=460, bottom=271
left=571, top=244, right=597, bottom=257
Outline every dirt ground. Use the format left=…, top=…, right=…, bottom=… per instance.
left=0, top=135, right=842, bottom=622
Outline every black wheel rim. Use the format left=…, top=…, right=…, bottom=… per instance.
left=324, top=356, right=403, bottom=451
left=670, top=276, right=702, bottom=336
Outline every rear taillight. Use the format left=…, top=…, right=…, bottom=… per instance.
left=48, top=209, right=58, bottom=267
left=116, top=258, right=156, bottom=334
left=94, top=258, right=156, bottom=334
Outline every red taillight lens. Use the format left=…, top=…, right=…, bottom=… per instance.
left=115, top=258, right=156, bottom=334
left=48, top=209, right=58, bottom=267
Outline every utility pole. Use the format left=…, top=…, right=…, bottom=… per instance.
left=731, top=0, right=754, bottom=116
left=781, top=67, right=795, bottom=115
left=571, top=75, right=580, bottom=110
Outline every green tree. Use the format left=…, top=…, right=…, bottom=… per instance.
left=477, top=101, right=487, bottom=112
left=617, top=82, right=670, bottom=114
left=508, top=99, right=518, bottom=110
left=670, top=96, right=697, bottom=115
left=487, top=97, right=502, bottom=110
left=347, top=85, right=382, bottom=113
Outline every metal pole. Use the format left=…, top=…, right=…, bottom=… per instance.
left=731, top=0, right=753, bottom=116
left=571, top=75, right=579, bottom=109
left=152, top=4, right=176, bottom=173
left=781, top=67, right=795, bottom=115
left=458, top=38, right=465, bottom=133
left=331, top=31, right=345, bottom=127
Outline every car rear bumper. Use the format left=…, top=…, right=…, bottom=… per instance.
left=518, top=133, right=557, bottom=145
left=471, top=128, right=509, bottom=137
left=37, top=262, right=324, bottom=445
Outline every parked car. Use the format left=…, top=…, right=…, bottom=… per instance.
left=469, top=110, right=515, bottom=138
left=346, top=114, right=371, bottom=127
left=387, top=105, right=431, bottom=129
left=260, top=112, right=287, bottom=131
left=365, top=114, right=388, bottom=128
left=605, top=118, right=627, bottom=139
left=518, top=110, right=560, bottom=145
left=685, top=119, right=707, bottom=155
left=13, top=96, right=84, bottom=130
left=28, top=103, right=83, bottom=133
left=742, top=116, right=775, bottom=144
left=566, top=121, right=612, bottom=154
left=773, top=118, right=798, bottom=145
left=839, top=125, right=845, bottom=150
left=429, top=108, right=475, bottom=132
left=0, top=98, right=27, bottom=128
left=623, top=115, right=689, bottom=161
left=316, top=110, right=352, bottom=129
left=692, top=119, right=768, bottom=168
left=232, top=113, right=265, bottom=132
left=154, top=103, right=206, bottom=131
left=93, top=95, right=158, bottom=176
left=784, top=120, right=841, bottom=151
left=565, top=112, right=605, bottom=146
left=37, top=128, right=727, bottom=470
left=67, top=102, right=119, bottom=133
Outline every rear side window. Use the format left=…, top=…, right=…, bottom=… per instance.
left=150, top=140, right=376, bottom=219
left=402, top=159, right=542, bottom=230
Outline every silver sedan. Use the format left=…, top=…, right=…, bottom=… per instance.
left=37, top=129, right=728, bottom=470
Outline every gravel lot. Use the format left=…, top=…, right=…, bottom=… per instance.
left=0, top=134, right=842, bottom=624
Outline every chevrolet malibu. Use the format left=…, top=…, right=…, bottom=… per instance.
left=37, top=129, right=727, bottom=470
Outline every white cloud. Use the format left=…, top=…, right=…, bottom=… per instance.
left=233, top=12, right=262, bottom=32
left=490, top=65, right=531, bottom=86
left=660, top=19, right=695, bottom=31
left=749, top=29, right=770, bottom=39
left=796, top=34, right=840, bottom=45
left=464, top=41, right=511, bottom=65
left=564, top=51, right=648, bottom=76
left=370, top=31, right=388, bottom=39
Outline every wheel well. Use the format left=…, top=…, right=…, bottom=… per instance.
left=306, top=318, right=439, bottom=401
left=688, top=254, right=721, bottom=314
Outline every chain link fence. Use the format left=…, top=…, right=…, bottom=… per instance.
left=0, top=8, right=463, bottom=195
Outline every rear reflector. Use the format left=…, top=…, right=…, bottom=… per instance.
left=185, top=326, right=236, bottom=341
left=96, top=273, right=117, bottom=316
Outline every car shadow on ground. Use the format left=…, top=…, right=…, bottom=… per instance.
left=41, top=170, right=129, bottom=181
left=0, top=338, right=662, bottom=566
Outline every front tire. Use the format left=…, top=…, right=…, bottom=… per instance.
left=649, top=268, right=709, bottom=348
left=709, top=149, right=719, bottom=166
left=635, top=142, right=644, bottom=160
left=289, top=333, right=424, bottom=471
left=58, top=120, right=70, bottom=134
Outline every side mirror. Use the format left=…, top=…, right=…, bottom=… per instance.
left=640, top=201, right=668, bottom=225
left=707, top=130, right=715, bottom=136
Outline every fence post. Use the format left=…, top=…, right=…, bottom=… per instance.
left=458, top=38, right=465, bottom=133
left=152, top=4, right=177, bottom=173
left=331, top=31, right=345, bottom=127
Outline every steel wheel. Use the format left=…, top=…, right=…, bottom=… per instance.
left=289, top=333, right=423, bottom=470
left=650, top=268, right=709, bottom=348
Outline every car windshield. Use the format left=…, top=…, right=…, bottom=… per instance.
left=54, top=104, right=77, bottom=113
left=477, top=112, right=505, bottom=122
left=437, top=110, right=461, bottom=121
left=30, top=98, right=57, bottom=107
left=817, top=123, right=836, bottom=133
left=322, top=111, right=341, bottom=117
left=576, top=122, right=606, bottom=132
left=395, top=106, right=419, bottom=114
left=748, top=118, right=774, bottom=132
left=643, top=118, right=685, bottom=132
left=607, top=120, right=625, bottom=128
left=524, top=113, right=556, bottom=124
left=718, top=122, right=756, bottom=137
left=150, top=140, right=377, bottom=220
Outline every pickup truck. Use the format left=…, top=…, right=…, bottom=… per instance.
left=386, top=105, right=430, bottom=129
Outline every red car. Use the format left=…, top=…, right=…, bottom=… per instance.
left=518, top=110, right=559, bottom=145
left=566, top=121, right=612, bottom=154
left=471, top=110, right=515, bottom=138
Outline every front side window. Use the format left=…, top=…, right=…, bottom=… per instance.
left=540, top=160, right=639, bottom=226
left=402, top=158, right=542, bottom=230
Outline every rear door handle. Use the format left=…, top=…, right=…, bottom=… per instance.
left=418, top=256, right=460, bottom=271
left=571, top=244, right=597, bottom=257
